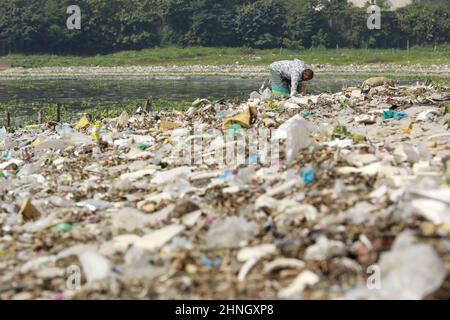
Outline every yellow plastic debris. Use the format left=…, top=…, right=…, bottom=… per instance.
left=25, top=125, right=40, bottom=130
left=19, top=198, right=41, bottom=221
left=400, top=122, right=415, bottom=135
left=159, top=120, right=181, bottom=132
left=31, top=138, right=41, bottom=148
left=75, top=114, right=91, bottom=130
left=420, top=222, right=436, bottom=236
left=222, top=107, right=251, bottom=130
left=427, top=140, right=437, bottom=148
left=92, top=123, right=102, bottom=142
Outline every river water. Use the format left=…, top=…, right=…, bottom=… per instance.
left=0, top=77, right=420, bottom=126
left=0, top=77, right=399, bottom=104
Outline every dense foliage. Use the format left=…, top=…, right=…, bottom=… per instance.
left=0, top=0, right=449, bottom=54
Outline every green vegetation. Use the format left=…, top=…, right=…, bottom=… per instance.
left=427, top=80, right=450, bottom=89
left=0, top=0, right=449, bottom=55
left=333, top=124, right=366, bottom=143
left=444, top=102, right=450, bottom=115
left=7, top=46, right=450, bottom=68
left=0, top=98, right=189, bottom=128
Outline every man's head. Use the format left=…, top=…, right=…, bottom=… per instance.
left=302, top=69, right=314, bottom=81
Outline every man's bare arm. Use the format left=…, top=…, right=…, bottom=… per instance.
left=301, top=82, right=307, bottom=95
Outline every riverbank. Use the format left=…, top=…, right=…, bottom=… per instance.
left=5, top=47, right=450, bottom=68
left=1, top=64, right=450, bottom=80
left=1, top=83, right=449, bottom=300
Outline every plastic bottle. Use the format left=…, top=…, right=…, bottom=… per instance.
left=205, top=217, right=259, bottom=249
left=274, top=115, right=314, bottom=162
left=56, top=124, right=75, bottom=139
left=92, top=123, right=102, bottom=142
left=0, top=127, right=6, bottom=139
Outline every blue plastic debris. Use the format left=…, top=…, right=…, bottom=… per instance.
left=303, top=111, right=312, bottom=118
left=219, top=170, right=233, bottom=181
left=249, top=154, right=259, bottom=165
left=301, top=166, right=315, bottom=186
left=201, top=256, right=222, bottom=267
left=230, top=124, right=242, bottom=133
left=201, top=257, right=213, bottom=267
left=382, top=110, right=407, bottom=120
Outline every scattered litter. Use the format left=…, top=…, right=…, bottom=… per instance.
left=355, top=115, right=376, bottom=125
left=345, top=230, right=447, bottom=300
left=278, top=270, right=320, bottom=299
left=78, top=251, right=111, bottom=283
left=222, top=107, right=252, bottom=130
left=134, top=224, right=185, bottom=251
left=305, top=236, right=346, bottom=261
left=237, top=244, right=277, bottom=262
left=362, top=77, right=395, bottom=92
left=275, top=115, right=313, bottom=162
left=160, top=120, right=181, bottom=132
left=92, top=123, right=101, bottom=142
left=76, top=199, right=113, bottom=212
left=75, top=114, right=91, bottom=130
left=238, top=257, right=260, bottom=282
left=301, top=166, right=315, bottom=186
left=417, top=109, right=440, bottom=122
left=52, top=223, right=73, bottom=233
left=382, top=110, right=408, bottom=120
left=263, top=258, right=305, bottom=274
left=205, top=217, right=259, bottom=249
left=19, top=198, right=41, bottom=221
left=1, top=82, right=449, bottom=300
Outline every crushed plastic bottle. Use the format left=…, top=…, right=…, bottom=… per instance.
left=78, top=251, right=111, bottom=283
left=275, top=115, right=315, bottom=162
left=112, top=207, right=152, bottom=232
left=345, top=230, right=447, bottom=300
left=205, top=217, right=259, bottom=249
left=56, top=124, right=75, bottom=139
left=0, top=126, right=7, bottom=139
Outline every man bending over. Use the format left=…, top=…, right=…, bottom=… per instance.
left=269, top=59, right=314, bottom=97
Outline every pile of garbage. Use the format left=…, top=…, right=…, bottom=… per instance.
left=1, top=78, right=449, bottom=300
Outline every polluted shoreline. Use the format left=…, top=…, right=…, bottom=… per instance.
left=0, top=78, right=450, bottom=300
left=1, top=64, right=450, bottom=80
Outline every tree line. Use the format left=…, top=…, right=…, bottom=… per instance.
left=0, top=0, right=449, bottom=54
